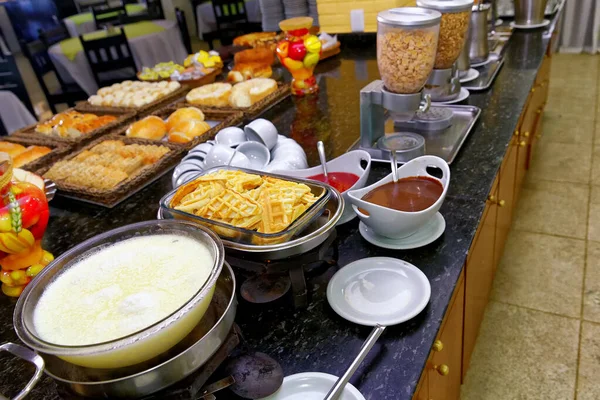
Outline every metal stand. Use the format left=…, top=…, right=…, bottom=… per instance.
left=423, top=66, right=461, bottom=102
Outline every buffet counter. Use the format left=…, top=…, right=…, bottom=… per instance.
left=0, top=14, right=560, bottom=400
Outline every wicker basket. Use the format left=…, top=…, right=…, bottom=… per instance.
left=114, top=104, right=243, bottom=150
left=38, top=136, right=184, bottom=207
left=136, top=68, right=223, bottom=89
left=11, top=106, right=136, bottom=148
left=2, top=136, right=71, bottom=173
left=320, top=41, right=341, bottom=61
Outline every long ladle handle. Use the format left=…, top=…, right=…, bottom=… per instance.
left=390, top=150, right=399, bottom=182
left=323, top=325, right=386, bottom=400
left=317, top=141, right=329, bottom=181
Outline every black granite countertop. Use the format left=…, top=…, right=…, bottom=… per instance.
left=0, top=14, right=560, bottom=400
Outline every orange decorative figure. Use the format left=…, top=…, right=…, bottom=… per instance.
left=277, top=17, right=322, bottom=96
left=0, top=157, right=52, bottom=297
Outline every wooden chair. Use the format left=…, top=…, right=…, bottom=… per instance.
left=198, top=0, right=261, bottom=49
left=0, top=39, right=34, bottom=120
left=92, top=4, right=126, bottom=29
left=38, top=21, right=70, bottom=47
left=79, top=28, right=137, bottom=87
left=146, top=0, right=164, bottom=19
left=20, top=40, right=86, bottom=114
left=175, top=8, right=192, bottom=54
left=118, top=12, right=151, bottom=25
left=75, top=0, right=107, bottom=13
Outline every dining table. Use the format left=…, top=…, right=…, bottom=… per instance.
left=48, top=19, right=188, bottom=96
left=63, top=3, right=148, bottom=37
left=0, top=91, right=36, bottom=135
left=195, top=0, right=261, bottom=39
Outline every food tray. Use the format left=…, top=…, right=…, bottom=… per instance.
left=115, top=103, right=243, bottom=150
left=1, top=136, right=71, bottom=172
left=320, top=41, right=341, bottom=61
left=11, top=105, right=136, bottom=148
left=190, top=82, right=291, bottom=121
left=76, top=85, right=190, bottom=118
left=160, top=166, right=331, bottom=246
left=463, top=54, right=505, bottom=91
left=136, top=68, right=223, bottom=89
left=38, top=136, right=184, bottom=208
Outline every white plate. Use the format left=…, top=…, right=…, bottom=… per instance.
left=259, top=372, right=365, bottom=400
left=510, top=19, right=550, bottom=29
left=432, top=88, right=469, bottom=105
left=327, top=257, right=431, bottom=327
left=460, top=68, right=480, bottom=83
left=359, top=213, right=445, bottom=250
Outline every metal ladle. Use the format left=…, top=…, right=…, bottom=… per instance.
left=317, top=141, right=329, bottom=182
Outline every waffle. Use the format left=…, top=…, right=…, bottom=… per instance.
left=170, top=170, right=323, bottom=236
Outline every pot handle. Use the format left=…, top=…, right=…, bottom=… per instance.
left=0, top=343, right=44, bottom=400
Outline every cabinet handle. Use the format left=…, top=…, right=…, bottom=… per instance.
left=433, top=340, right=444, bottom=352
left=434, top=364, right=450, bottom=376
left=513, top=130, right=519, bottom=136
left=536, top=134, right=542, bottom=139
left=498, top=199, right=506, bottom=207
left=519, top=140, right=527, bottom=147
left=536, top=108, right=542, bottom=114
left=531, top=87, right=536, bottom=93
left=522, top=132, right=530, bottom=138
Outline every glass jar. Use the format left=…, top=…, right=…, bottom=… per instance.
left=277, top=17, right=321, bottom=96
left=377, top=8, right=442, bottom=94
left=417, top=0, right=474, bottom=69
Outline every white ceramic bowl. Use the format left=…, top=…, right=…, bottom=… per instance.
left=172, top=163, right=201, bottom=188
left=181, top=153, right=205, bottom=163
left=245, top=119, right=278, bottom=150
left=347, top=155, right=450, bottom=239
left=192, top=142, right=214, bottom=155
left=236, top=141, right=271, bottom=169
left=204, top=144, right=236, bottom=169
left=259, top=372, right=365, bottom=400
left=229, top=151, right=252, bottom=169
left=275, top=150, right=371, bottom=225
left=216, top=127, right=246, bottom=147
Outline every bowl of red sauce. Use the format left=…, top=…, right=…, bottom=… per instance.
left=347, top=155, right=450, bottom=239
left=272, top=150, right=371, bottom=225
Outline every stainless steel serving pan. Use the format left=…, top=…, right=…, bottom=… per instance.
left=0, top=262, right=237, bottom=399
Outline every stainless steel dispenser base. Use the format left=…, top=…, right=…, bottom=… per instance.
left=423, top=66, right=461, bottom=102
left=463, top=54, right=505, bottom=91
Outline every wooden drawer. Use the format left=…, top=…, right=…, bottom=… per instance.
left=494, top=141, right=517, bottom=266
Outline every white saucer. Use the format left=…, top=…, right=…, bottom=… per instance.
left=471, top=53, right=500, bottom=68
left=460, top=68, right=480, bottom=83
left=359, top=212, right=445, bottom=250
left=510, top=19, right=550, bottom=29
left=258, top=372, right=365, bottom=400
left=432, top=88, right=469, bottom=105
left=326, top=257, right=431, bottom=327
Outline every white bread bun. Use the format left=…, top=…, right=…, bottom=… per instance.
left=126, top=116, right=167, bottom=140
left=229, top=78, right=277, bottom=108
left=186, top=83, right=232, bottom=107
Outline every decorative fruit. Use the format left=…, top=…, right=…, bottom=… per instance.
left=304, top=36, right=321, bottom=54
left=40, top=250, right=54, bottom=266
left=303, top=52, right=320, bottom=68
left=4, top=182, right=50, bottom=240
left=26, top=263, right=45, bottom=277
left=12, top=169, right=45, bottom=192
left=288, top=41, right=307, bottom=61
left=0, top=240, right=42, bottom=270
left=277, top=41, right=289, bottom=59
left=0, top=229, right=34, bottom=254
left=2, top=282, right=25, bottom=297
left=282, top=57, right=304, bottom=71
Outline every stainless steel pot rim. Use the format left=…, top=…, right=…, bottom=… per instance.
left=14, top=220, right=225, bottom=357
left=43, top=262, right=237, bottom=387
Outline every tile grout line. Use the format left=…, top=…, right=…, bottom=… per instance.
left=511, top=226, right=587, bottom=241
left=490, top=299, right=581, bottom=321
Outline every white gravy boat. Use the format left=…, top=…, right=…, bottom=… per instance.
left=347, top=155, right=450, bottom=239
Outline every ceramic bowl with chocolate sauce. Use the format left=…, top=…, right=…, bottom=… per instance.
left=347, top=155, right=450, bottom=239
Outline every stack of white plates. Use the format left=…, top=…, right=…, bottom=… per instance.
left=259, top=0, right=285, bottom=32
left=283, top=0, right=308, bottom=19
left=308, top=0, right=318, bottom=25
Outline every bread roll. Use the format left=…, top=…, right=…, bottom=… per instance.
left=234, top=48, right=275, bottom=66
left=232, top=63, right=273, bottom=80
left=126, top=116, right=167, bottom=140
left=166, top=107, right=205, bottom=130
left=186, top=83, right=232, bottom=107
left=0, top=142, right=26, bottom=158
left=167, top=120, right=211, bottom=144
left=229, top=78, right=278, bottom=108
left=13, top=146, right=52, bottom=168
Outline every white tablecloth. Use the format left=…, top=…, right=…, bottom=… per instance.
left=63, top=4, right=149, bottom=37
left=196, top=0, right=261, bottom=39
left=48, top=20, right=187, bottom=96
left=0, top=91, right=36, bottom=134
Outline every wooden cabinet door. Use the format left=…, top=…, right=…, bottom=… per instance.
left=515, top=101, right=536, bottom=202
left=413, top=372, right=429, bottom=400
left=494, top=142, right=517, bottom=267
left=463, top=190, right=497, bottom=376
left=429, top=271, right=465, bottom=400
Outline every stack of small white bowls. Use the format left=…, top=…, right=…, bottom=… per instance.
left=172, top=118, right=308, bottom=188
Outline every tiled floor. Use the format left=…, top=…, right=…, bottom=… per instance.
left=461, top=53, right=600, bottom=400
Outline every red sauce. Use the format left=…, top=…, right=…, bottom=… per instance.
left=362, top=176, right=443, bottom=212
left=308, top=172, right=360, bottom=193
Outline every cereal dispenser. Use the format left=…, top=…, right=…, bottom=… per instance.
left=417, top=0, right=474, bottom=102
left=359, top=8, right=441, bottom=154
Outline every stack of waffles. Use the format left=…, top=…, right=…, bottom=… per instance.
left=44, top=140, right=170, bottom=190
left=170, top=170, right=321, bottom=234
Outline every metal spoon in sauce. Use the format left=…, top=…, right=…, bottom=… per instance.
left=390, top=150, right=399, bottom=182
left=317, top=141, right=329, bottom=182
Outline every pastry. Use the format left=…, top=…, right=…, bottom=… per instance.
left=0, top=142, right=26, bottom=158
left=233, top=32, right=280, bottom=48
left=234, top=48, right=275, bottom=66
left=34, top=111, right=116, bottom=138
left=167, top=120, right=211, bottom=144
left=230, top=62, right=273, bottom=80
left=88, top=81, right=181, bottom=108
left=126, top=116, right=168, bottom=141
left=13, top=146, right=52, bottom=168
left=166, top=107, right=205, bottom=130
left=226, top=71, right=245, bottom=84
left=229, top=78, right=277, bottom=108
left=186, top=83, right=232, bottom=107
